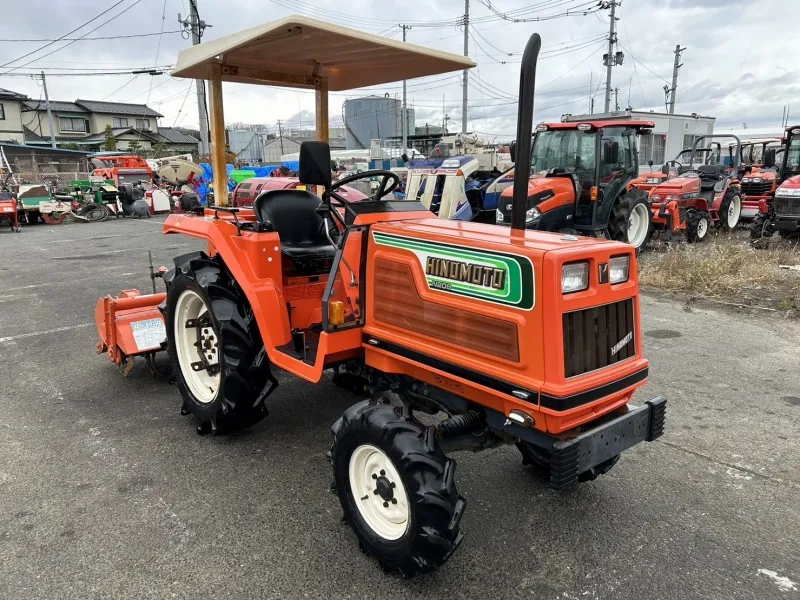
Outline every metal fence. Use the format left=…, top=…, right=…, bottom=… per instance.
left=14, top=171, right=91, bottom=190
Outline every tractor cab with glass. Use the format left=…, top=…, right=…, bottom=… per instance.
left=496, top=120, right=654, bottom=253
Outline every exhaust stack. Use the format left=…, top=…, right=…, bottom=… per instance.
left=511, top=33, right=541, bottom=231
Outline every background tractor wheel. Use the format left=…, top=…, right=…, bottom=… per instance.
left=749, top=214, right=772, bottom=240
left=330, top=400, right=465, bottom=577
left=686, top=209, right=710, bottom=243
left=517, top=441, right=620, bottom=484
left=608, top=192, right=652, bottom=254
left=163, top=253, right=274, bottom=434
left=718, top=190, right=742, bottom=231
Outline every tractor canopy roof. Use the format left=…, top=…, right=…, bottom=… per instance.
left=172, top=15, right=476, bottom=90
left=538, top=120, right=655, bottom=131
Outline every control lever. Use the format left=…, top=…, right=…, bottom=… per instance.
left=323, top=216, right=357, bottom=287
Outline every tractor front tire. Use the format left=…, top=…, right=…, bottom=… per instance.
left=718, top=190, right=742, bottom=231
left=686, top=209, right=710, bottom=243
left=163, top=253, right=272, bottom=435
left=608, top=191, right=652, bottom=254
left=330, top=400, right=465, bottom=577
left=749, top=214, right=772, bottom=240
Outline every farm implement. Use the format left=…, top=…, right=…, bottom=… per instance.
left=94, top=16, right=666, bottom=577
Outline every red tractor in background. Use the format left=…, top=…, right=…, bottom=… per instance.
left=750, top=125, right=800, bottom=242
left=647, top=135, right=743, bottom=243
left=0, top=191, right=21, bottom=232
left=738, top=139, right=784, bottom=221
left=628, top=145, right=721, bottom=194
left=496, top=120, right=655, bottom=254
left=230, top=176, right=368, bottom=208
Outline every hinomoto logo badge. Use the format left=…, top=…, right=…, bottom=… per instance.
left=372, top=231, right=535, bottom=310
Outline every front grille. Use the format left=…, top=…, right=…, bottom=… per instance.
left=741, top=180, right=772, bottom=196
left=774, top=196, right=800, bottom=216
left=563, top=299, right=635, bottom=378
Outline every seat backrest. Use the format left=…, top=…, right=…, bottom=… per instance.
left=254, top=189, right=326, bottom=246
left=697, top=164, right=722, bottom=179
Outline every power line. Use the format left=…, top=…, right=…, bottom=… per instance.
left=0, top=0, right=127, bottom=70
left=616, top=43, right=670, bottom=85
left=0, top=31, right=182, bottom=42
left=101, top=75, right=139, bottom=100
left=0, top=0, right=146, bottom=76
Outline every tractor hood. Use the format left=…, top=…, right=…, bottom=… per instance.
left=649, top=175, right=700, bottom=199
left=497, top=174, right=577, bottom=222
left=777, top=173, right=800, bottom=193
left=742, top=170, right=778, bottom=183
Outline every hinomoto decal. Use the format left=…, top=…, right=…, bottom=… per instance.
left=372, top=231, right=535, bottom=310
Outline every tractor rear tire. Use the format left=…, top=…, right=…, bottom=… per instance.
left=517, top=442, right=620, bottom=484
left=718, top=190, right=742, bottom=231
left=608, top=192, right=652, bottom=254
left=686, top=209, right=710, bottom=243
left=163, top=252, right=272, bottom=435
left=330, top=400, right=465, bottom=577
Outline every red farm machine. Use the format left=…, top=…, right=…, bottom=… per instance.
left=750, top=125, right=800, bottom=242
left=645, top=135, right=743, bottom=243
left=93, top=16, right=666, bottom=577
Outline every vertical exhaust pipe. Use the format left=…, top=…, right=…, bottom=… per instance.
left=511, top=33, right=541, bottom=232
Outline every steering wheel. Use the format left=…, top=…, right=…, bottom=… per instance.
left=331, top=170, right=400, bottom=205
left=664, top=160, right=683, bottom=173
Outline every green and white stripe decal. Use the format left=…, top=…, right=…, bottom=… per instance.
left=372, top=231, right=535, bottom=310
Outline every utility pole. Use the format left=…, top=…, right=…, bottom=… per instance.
left=179, top=1, right=211, bottom=155
left=277, top=120, right=285, bottom=156
left=400, top=24, right=411, bottom=154
left=462, top=0, right=469, bottom=134
left=40, top=71, right=56, bottom=149
left=601, top=0, right=621, bottom=113
left=666, top=45, right=685, bottom=114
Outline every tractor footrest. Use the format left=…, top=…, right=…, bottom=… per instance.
left=549, top=397, right=667, bottom=489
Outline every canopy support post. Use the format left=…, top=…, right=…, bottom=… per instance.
left=315, top=78, right=329, bottom=143
left=209, top=62, right=228, bottom=206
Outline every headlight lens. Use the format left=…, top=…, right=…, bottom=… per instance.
left=562, top=262, right=589, bottom=294
left=525, top=207, right=541, bottom=222
left=496, top=208, right=504, bottom=223
left=609, top=255, right=630, bottom=284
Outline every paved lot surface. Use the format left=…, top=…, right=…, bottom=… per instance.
left=0, top=216, right=798, bottom=600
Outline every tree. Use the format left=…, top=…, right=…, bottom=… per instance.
left=61, top=142, right=81, bottom=150
left=127, top=140, right=142, bottom=154
left=103, top=125, right=117, bottom=151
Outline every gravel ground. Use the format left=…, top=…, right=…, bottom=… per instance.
left=0, top=216, right=797, bottom=600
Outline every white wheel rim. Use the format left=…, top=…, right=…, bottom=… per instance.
left=697, top=216, right=708, bottom=239
left=627, top=203, right=650, bottom=248
left=348, top=444, right=410, bottom=541
left=727, top=195, right=741, bottom=228
left=174, top=289, right=220, bottom=403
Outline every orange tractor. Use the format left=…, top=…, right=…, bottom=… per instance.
left=646, top=135, right=743, bottom=242
left=94, top=16, right=666, bottom=576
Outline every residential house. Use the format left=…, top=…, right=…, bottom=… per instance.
left=21, top=98, right=199, bottom=155
left=0, top=88, right=28, bottom=144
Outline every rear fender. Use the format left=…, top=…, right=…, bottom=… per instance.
left=163, top=214, right=291, bottom=349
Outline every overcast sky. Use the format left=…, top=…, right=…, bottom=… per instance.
left=1, top=0, right=797, bottom=140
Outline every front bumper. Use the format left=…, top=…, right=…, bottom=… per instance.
left=549, top=397, right=666, bottom=488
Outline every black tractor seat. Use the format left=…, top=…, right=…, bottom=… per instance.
left=696, top=164, right=723, bottom=191
left=253, top=189, right=337, bottom=261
